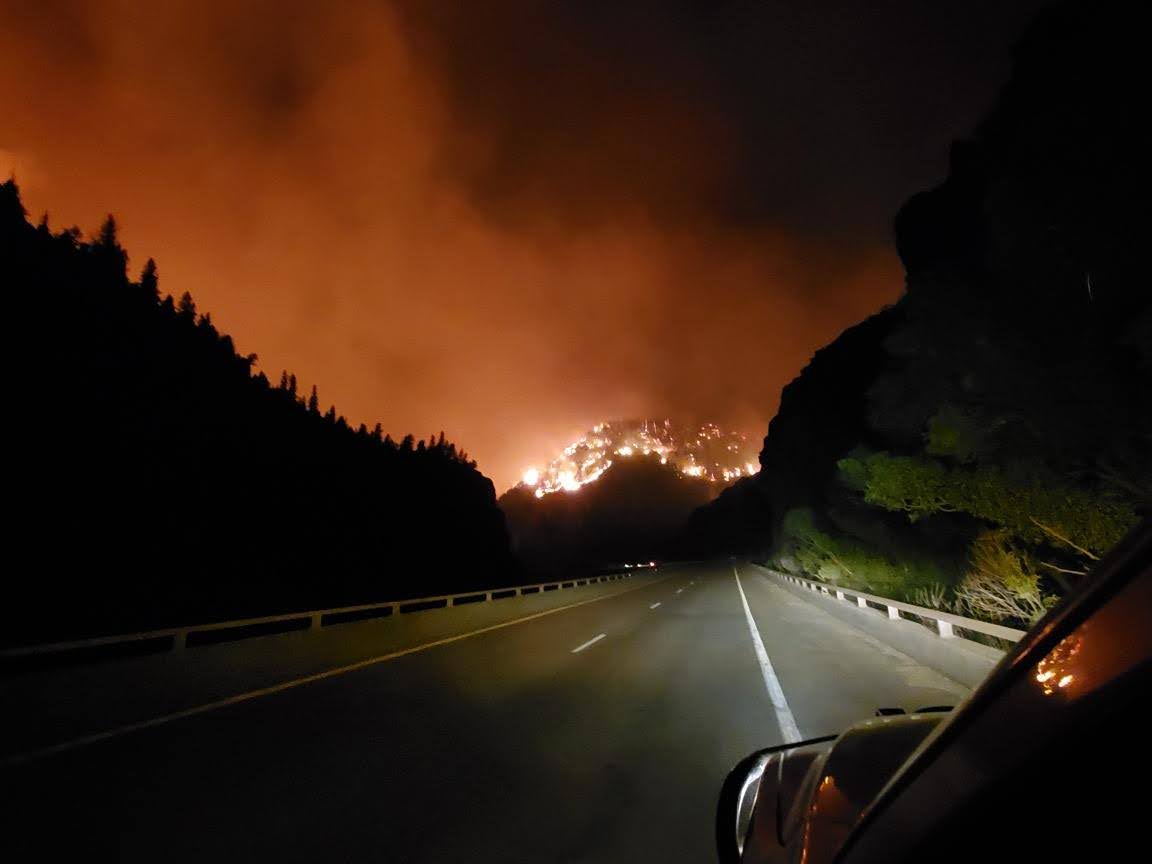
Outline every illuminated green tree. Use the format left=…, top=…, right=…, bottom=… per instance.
left=839, top=451, right=1137, bottom=559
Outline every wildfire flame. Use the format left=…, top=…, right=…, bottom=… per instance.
left=519, top=419, right=760, bottom=497
left=1035, top=634, right=1082, bottom=696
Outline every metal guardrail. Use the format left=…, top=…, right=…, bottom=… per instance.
left=0, top=569, right=650, bottom=663
left=768, top=570, right=1027, bottom=644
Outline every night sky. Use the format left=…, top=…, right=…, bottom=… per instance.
left=1, top=0, right=1046, bottom=489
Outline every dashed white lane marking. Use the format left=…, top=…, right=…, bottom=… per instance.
left=571, top=634, right=607, bottom=653
left=675, top=588, right=684, bottom=595
left=4, top=575, right=669, bottom=768
left=733, top=566, right=802, bottom=742
left=649, top=602, right=662, bottom=609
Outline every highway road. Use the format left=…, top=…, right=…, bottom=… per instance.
left=4, top=563, right=976, bottom=862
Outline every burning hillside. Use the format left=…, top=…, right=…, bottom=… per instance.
left=518, top=419, right=760, bottom=497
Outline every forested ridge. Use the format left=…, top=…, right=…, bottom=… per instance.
left=680, top=0, right=1149, bottom=626
left=500, top=455, right=713, bottom=580
left=2, top=182, right=516, bottom=646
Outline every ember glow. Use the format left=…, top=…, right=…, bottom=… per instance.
left=519, top=419, right=760, bottom=497
left=1035, top=634, right=1083, bottom=696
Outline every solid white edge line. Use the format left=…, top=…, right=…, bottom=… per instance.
left=733, top=566, right=802, bottom=742
left=4, top=575, right=668, bottom=768
left=571, top=633, right=607, bottom=653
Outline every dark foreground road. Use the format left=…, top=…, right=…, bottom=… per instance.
left=4, top=564, right=972, bottom=863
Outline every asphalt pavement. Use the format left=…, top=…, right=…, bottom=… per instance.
left=3, top=563, right=972, bottom=863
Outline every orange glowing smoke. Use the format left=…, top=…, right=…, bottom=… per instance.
left=0, top=1, right=903, bottom=490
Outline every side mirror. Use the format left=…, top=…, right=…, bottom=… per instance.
left=716, top=736, right=837, bottom=863
left=716, top=750, right=774, bottom=863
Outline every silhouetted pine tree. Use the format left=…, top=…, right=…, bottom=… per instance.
left=0, top=179, right=517, bottom=647
left=177, top=291, right=196, bottom=319
left=139, top=258, right=158, bottom=298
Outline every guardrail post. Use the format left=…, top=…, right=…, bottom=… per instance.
left=4, top=568, right=1032, bottom=669
left=767, top=568, right=1027, bottom=646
